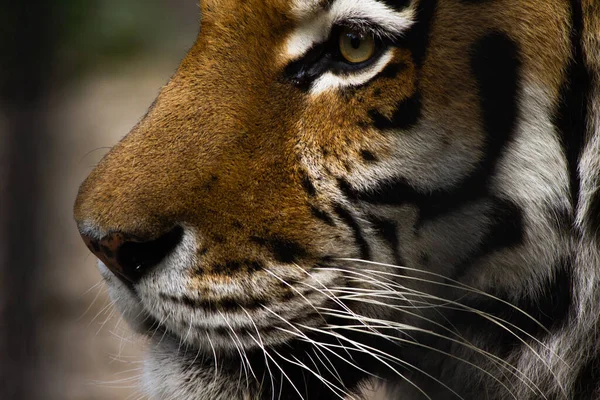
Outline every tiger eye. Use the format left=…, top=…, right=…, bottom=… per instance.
left=339, top=28, right=376, bottom=64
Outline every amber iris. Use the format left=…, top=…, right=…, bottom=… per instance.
left=339, top=28, right=376, bottom=64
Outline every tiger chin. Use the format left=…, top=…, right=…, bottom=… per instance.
left=74, top=0, right=600, bottom=399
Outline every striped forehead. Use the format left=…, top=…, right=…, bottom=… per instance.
left=286, top=0, right=415, bottom=59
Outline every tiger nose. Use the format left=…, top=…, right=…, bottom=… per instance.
left=80, top=226, right=184, bottom=285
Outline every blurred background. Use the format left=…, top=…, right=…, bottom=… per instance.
left=0, top=1, right=199, bottom=399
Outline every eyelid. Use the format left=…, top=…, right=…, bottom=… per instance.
left=332, top=18, right=403, bottom=42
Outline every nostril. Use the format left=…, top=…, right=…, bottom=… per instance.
left=117, top=226, right=184, bottom=283
left=81, top=226, right=184, bottom=285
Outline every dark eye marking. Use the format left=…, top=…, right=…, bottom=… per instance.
left=379, top=62, right=406, bottom=79
left=283, top=44, right=330, bottom=89
left=367, top=92, right=422, bottom=131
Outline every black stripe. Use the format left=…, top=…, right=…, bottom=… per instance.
left=588, top=189, right=600, bottom=239
left=250, top=236, right=308, bottom=263
left=321, top=0, right=335, bottom=10
left=378, top=0, right=412, bottom=13
left=369, top=215, right=405, bottom=266
left=338, top=173, right=483, bottom=227
left=454, top=258, right=572, bottom=355
left=453, top=198, right=525, bottom=278
left=574, top=352, right=600, bottom=399
left=379, top=62, right=407, bottom=80
left=338, top=176, right=415, bottom=204
left=333, top=204, right=371, bottom=260
left=553, top=0, right=591, bottom=210
left=300, top=171, right=317, bottom=197
left=400, top=0, right=438, bottom=68
left=216, top=260, right=265, bottom=273
left=470, top=32, right=521, bottom=172
left=360, top=149, right=378, bottom=163
left=368, top=93, right=422, bottom=131
left=340, top=32, right=522, bottom=225
left=161, top=293, right=266, bottom=313
left=310, top=206, right=336, bottom=226
left=341, top=188, right=525, bottom=276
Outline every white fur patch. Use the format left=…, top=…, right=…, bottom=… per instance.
left=286, top=11, right=332, bottom=59
left=290, top=0, right=328, bottom=19
left=310, top=50, right=394, bottom=95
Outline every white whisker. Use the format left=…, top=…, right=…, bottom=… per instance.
left=318, top=307, right=545, bottom=399
left=335, top=259, right=552, bottom=334
left=297, top=323, right=434, bottom=400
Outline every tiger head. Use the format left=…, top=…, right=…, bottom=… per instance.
left=74, top=0, right=599, bottom=398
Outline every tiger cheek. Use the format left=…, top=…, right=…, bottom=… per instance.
left=298, top=49, right=418, bottom=170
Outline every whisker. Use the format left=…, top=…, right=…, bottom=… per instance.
left=241, top=307, right=277, bottom=400
left=296, top=323, right=435, bottom=400
left=335, top=259, right=552, bottom=334
left=205, top=332, right=220, bottom=385
left=291, top=264, right=375, bottom=331
left=318, top=308, right=545, bottom=399
left=318, top=290, right=553, bottom=398
left=273, top=349, right=353, bottom=400
left=88, top=297, right=115, bottom=328
left=179, top=317, right=195, bottom=354
left=264, top=267, right=358, bottom=363
left=155, top=310, right=174, bottom=349
left=247, top=333, right=307, bottom=400
left=306, top=347, right=345, bottom=388
left=262, top=267, right=328, bottom=324
left=218, top=310, right=256, bottom=388
left=95, top=303, right=118, bottom=337
left=261, top=305, right=380, bottom=380
left=322, top=265, right=568, bottom=370
left=78, top=280, right=107, bottom=321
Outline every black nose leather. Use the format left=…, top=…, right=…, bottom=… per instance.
left=81, top=226, right=184, bottom=285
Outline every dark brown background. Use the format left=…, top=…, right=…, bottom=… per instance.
left=1, top=2, right=197, bottom=399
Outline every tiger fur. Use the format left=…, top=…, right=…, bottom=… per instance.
left=74, top=0, right=600, bottom=398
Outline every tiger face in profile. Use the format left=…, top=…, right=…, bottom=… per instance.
left=74, top=0, right=600, bottom=398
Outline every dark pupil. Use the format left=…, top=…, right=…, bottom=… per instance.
left=349, top=34, right=362, bottom=49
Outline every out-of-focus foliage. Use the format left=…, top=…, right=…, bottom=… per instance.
left=58, top=0, right=198, bottom=76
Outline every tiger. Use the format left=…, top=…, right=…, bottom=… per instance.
left=74, top=0, right=600, bottom=398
